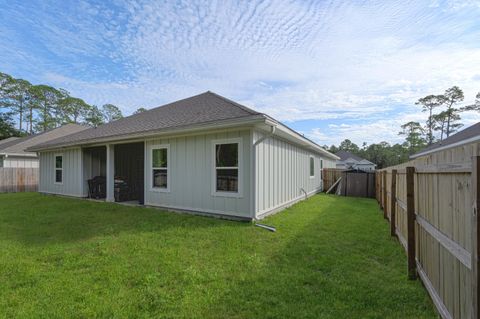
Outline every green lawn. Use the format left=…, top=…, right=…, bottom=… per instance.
left=0, top=193, right=436, bottom=318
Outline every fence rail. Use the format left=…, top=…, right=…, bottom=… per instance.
left=0, top=167, right=38, bottom=193
left=376, top=147, right=480, bottom=319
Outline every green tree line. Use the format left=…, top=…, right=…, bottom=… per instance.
left=325, top=86, right=480, bottom=168
left=0, top=71, right=143, bottom=138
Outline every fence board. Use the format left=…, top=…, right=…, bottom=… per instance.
left=322, top=168, right=344, bottom=191
left=0, top=168, right=38, bottom=193
left=375, top=142, right=480, bottom=319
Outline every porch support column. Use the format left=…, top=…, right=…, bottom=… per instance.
left=106, top=144, right=115, bottom=202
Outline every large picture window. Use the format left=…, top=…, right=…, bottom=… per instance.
left=151, top=146, right=169, bottom=190
left=212, top=138, right=242, bottom=197
left=55, top=154, right=63, bottom=184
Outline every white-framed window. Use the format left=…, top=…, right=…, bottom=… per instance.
left=309, top=156, right=315, bottom=178
left=212, top=138, right=243, bottom=197
left=150, top=144, right=170, bottom=192
left=0, top=156, right=3, bottom=168
left=54, top=154, right=63, bottom=184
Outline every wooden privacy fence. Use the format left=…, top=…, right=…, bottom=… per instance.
left=323, top=168, right=375, bottom=198
left=376, top=155, right=480, bottom=319
left=0, top=168, right=38, bottom=193
left=322, top=168, right=344, bottom=191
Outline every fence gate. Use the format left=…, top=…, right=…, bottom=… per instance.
left=323, top=168, right=375, bottom=198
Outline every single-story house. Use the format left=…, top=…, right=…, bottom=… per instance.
left=0, top=124, right=88, bottom=168
left=335, top=150, right=376, bottom=171
left=29, top=92, right=339, bottom=220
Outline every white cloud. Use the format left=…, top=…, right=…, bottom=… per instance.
left=1, top=0, right=480, bottom=144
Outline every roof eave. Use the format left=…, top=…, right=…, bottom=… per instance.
left=28, top=115, right=267, bottom=152
left=411, top=134, right=480, bottom=159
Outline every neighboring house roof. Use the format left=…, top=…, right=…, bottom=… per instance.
left=411, top=122, right=480, bottom=159
left=0, top=137, right=21, bottom=149
left=28, top=91, right=339, bottom=160
left=335, top=151, right=376, bottom=165
left=0, top=124, right=89, bottom=157
left=335, top=150, right=363, bottom=162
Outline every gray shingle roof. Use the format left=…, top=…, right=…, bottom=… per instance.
left=412, top=122, right=480, bottom=158
left=335, top=150, right=364, bottom=162
left=0, top=137, right=20, bottom=148
left=0, top=124, right=88, bottom=156
left=30, top=91, right=263, bottom=151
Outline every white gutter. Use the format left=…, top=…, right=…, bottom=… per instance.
left=411, top=134, right=480, bottom=159
left=0, top=152, right=38, bottom=158
left=254, top=125, right=276, bottom=146
left=251, top=125, right=276, bottom=219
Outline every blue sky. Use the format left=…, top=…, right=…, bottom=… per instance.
left=2, top=0, right=480, bottom=146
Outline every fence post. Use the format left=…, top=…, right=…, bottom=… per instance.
left=383, top=171, right=387, bottom=219
left=390, top=169, right=397, bottom=237
left=472, top=156, right=480, bottom=318
left=406, top=166, right=416, bottom=280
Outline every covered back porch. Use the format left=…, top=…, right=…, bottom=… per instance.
left=82, top=142, right=145, bottom=204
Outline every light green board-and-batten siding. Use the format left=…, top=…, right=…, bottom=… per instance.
left=254, top=130, right=336, bottom=219
left=39, top=148, right=84, bottom=197
left=144, top=129, right=252, bottom=219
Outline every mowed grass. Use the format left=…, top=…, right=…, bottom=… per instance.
left=0, top=193, right=436, bottom=318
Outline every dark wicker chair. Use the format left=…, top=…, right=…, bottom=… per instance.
left=88, top=176, right=106, bottom=199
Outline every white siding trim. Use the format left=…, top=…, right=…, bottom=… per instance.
left=256, top=187, right=321, bottom=220
left=144, top=202, right=251, bottom=220
left=211, top=137, right=243, bottom=198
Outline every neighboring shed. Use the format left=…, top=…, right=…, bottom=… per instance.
left=29, top=91, right=339, bottom=220
left=335, top=150, right=376, bottom=172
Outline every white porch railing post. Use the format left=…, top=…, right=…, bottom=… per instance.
left=106, top=144, right=115, bottom=202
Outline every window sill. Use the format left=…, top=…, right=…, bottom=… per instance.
left=150, top=187, right=170, bottom=193
left=212, top=191, right=243, bottom=198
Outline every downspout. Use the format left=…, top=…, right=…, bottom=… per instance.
left=252, top=125, right=276, bottom=220
left=254, top=125, right=276, bottom=146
